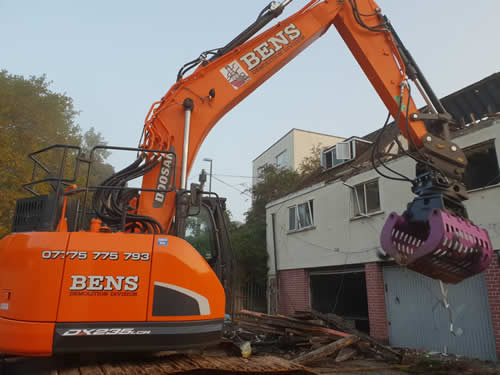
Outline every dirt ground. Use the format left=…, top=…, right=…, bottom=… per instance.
left=2, top=347, right=500, bottom=375
left=400, top=355, right=500, bottom=375
left=307, top=353, right=500, bottom=375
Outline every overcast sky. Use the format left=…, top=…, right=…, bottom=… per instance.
left=2, top=1, right=499, bottom=221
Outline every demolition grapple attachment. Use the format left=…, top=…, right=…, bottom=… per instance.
left=380, top=131, right=493, bottom=284
left=381, top=209, right=493, bottom=284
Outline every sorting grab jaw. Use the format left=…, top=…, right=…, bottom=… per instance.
left=381, top=209, right=493, bottom=284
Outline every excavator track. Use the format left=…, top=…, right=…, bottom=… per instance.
left=0, top=353, right=317, bottom=375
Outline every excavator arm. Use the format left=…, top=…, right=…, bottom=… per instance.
left=130, top=0, right=491, bottom=283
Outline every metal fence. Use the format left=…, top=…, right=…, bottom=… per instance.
left=230, top=277, right=267, bottom=314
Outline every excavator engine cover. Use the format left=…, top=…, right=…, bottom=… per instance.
left=381, top=209, right=493, bottom=284
left=0, top=232, right=225, bottom=356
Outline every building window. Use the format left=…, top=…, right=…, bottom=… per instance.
left=289, top=200, right=314, bottom=231
left=321, top=138, right=372, bottom=170
left=351, top=180, right=381, bottom=217
left=323, top=146, right=344, bottom=169
left=276, top=150, right=288, bottom=169
left=464, top=140, right=500, bottom=190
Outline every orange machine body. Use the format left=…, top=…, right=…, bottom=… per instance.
left=0, top=233, right=225, bottom=356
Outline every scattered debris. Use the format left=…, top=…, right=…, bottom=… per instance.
left=234, top=310, right=349, bottom=341
left=294, top=336, right=360, bottom=365
left=335, top=347, right=358, bottom=363
left=307, top=310, right=402, bottom=361
left=241, top=341, right=253, bottom=358
left=3, top=310, right=500, bottom=375
left=227, top=309, right=404, bottom=370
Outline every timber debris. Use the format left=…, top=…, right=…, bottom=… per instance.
left=228, top=310, right=403, bottom=366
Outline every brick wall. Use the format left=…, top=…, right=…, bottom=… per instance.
left=485, top=254, right=500, bottom=359
left=279, top=269, right=310, bottom=315
left=365, top=262, right=389, bottom=341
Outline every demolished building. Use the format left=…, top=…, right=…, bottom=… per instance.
left=265, top=72, right=500, bottom=360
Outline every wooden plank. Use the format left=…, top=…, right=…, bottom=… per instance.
left=311, top=310, right=402, bottom=360
left=335, top=347, right=358, bottom=362
left=305, top=320, right=326, bottom=326
left=285, top=328, right=310, bottom=337
left=306, top=326, right=350, bottom=338
left=238, top=311, right=349, bottom=337
left=310, top=336, right=335, bottom=345
left=293, top=336, right=360, bottom=365
left=241, top=315, right=316, bottom=331
left=237, top=321, right=285, bottom=335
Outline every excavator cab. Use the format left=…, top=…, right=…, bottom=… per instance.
left=181, top=194, right=234, bottom=312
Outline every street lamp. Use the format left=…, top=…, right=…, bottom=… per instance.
left=203, top=158, right=213, bottom=193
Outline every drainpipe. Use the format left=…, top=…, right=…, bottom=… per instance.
left=271, top=213, right=279, bottom=314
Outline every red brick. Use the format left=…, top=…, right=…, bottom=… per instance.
left=485, top=257, right=500, bottom=359
left=365, top=262, right=388, bottom=342
left=278, top=269, right=311, bottom=315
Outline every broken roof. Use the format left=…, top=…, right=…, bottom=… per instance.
left=292, top=72, right=500, bottom=193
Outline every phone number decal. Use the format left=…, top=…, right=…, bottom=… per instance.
left=41, top=251, right=150, bottom=261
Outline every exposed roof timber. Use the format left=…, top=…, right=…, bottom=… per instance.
left=440, top=72, right=500, bottom=126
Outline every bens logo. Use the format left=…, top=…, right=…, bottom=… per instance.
left=220, top=61, right=251, bottom=90
left=239, top=24, right=302, bottom=71
left=69, top=275, right=139, bottom=291
left=61, top=328, right=151, bottom=336
left=153, top=148, right=175, bottom=208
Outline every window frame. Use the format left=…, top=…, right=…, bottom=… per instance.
left=275, top=150, right=288, bottom=169
left=322, top=138, right=372, bottom=170
left=463, top=139, right=500, bottom=191
left=350, top=179, right=382, bottom=219
left=323, top=145, right=348, bottom=169
left=288, top=199, right=315, bottom=232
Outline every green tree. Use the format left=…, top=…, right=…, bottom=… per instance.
left=0, top=71, right=114, bottom=238
left=248, top=164, right=303, bottom=222
left=230, top=165, right=303, bottom=287
left=298, top=143, right=323, bottom=177
left=0, top=71, right=81, bottom=237
left=82, top=126, right=111, bottom=163
left=80, top=127, right=114, bottom=187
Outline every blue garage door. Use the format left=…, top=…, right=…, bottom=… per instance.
left=383, top=266, right=496, bottom=360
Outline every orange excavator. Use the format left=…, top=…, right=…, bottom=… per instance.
left=0, top=0, right=493, bottom=357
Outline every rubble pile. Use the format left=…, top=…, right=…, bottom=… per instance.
left=227, top=310, right=403, bottom=366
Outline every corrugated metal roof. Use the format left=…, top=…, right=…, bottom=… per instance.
left=441, top=72, right=500, bottom=127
